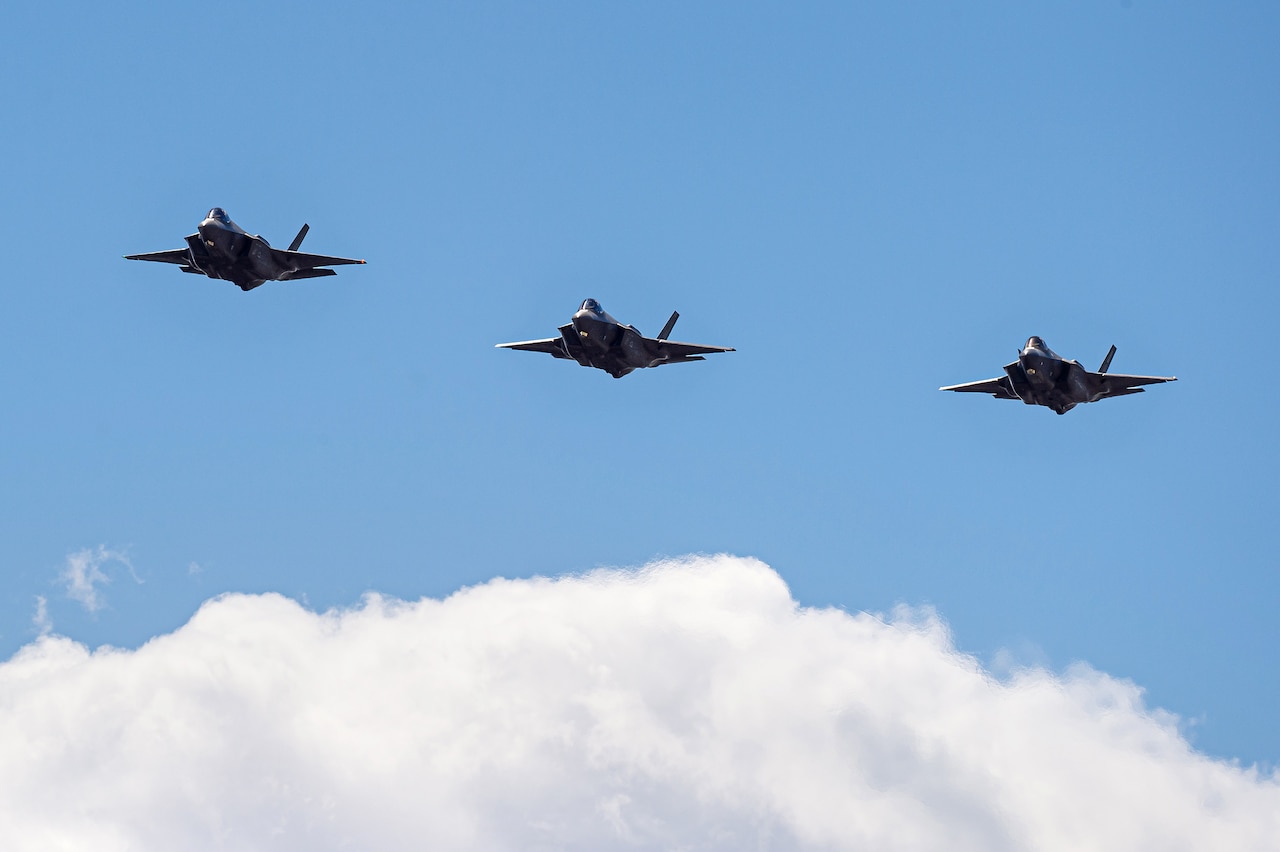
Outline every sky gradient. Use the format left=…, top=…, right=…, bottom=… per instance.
left=1, top=3, right=1277, bottom=838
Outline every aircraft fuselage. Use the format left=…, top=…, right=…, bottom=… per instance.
left=127, top=209, right=364, bottom=291
left=1008, top=338, right=1103, bottom=414
left=941, top=337, right=1174, bottom=413
left=566, top=302, right=664, bottom=378
left=187, top=212, right=286, bottom=290
left=497, top=299, right=733, bottom=378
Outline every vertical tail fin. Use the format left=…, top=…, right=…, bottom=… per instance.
left=1099, top=345, right=1117, bottom=374
left=288, top=224, right=310, bottom=252
left=658, top=311, right=679, bottom=340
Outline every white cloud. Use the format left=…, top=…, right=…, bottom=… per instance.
left=2, top=555, right=1276, bottom=851
left=57, top=546, right=138, bottom=612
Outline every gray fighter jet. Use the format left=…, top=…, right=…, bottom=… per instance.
left=497, top=299, right=734, bottom=378
left=125, top=208, right=365, bottom=291
left=941, top=337, right=1175, bottom=415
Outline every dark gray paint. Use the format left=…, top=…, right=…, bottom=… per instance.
left=497, top=299, right=734, bottom=378
left=941, top=337, right=1175, bottom=415
left=126, top=208, right=365, bottom=291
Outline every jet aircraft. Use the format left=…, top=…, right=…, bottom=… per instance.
left=497, top=299, right=734, bottom=378
left=125, top=208, right=365, bottom=291
left=940, top=337, right=1175, bottom=415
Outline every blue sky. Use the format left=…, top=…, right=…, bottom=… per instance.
left=2, top=0, right=1277, bottom=775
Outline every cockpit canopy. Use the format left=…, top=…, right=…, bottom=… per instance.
left=580, top=298, right=603, bottom=314
left=1025, top=336, right=1047, bottom=351
left=206, top=208, right=231, bottom=224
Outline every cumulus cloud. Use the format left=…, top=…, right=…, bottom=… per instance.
left=57, top=546, right=137, bottom=612
left=1, top=555, right=1276, bottom=851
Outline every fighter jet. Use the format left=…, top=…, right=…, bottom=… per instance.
left=941, top=337, right=1175, bottom=415
left=497, top=299, right=734, bottom=378
left=125, top=208, right=365, bottom=291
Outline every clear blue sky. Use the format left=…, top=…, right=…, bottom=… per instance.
left=2, top=1, right=1276, bottom=767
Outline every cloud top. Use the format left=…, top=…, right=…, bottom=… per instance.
left=2, top=555, right=1277, bottom=851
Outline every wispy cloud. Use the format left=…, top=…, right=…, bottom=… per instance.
left=31, top=596, right=51, bottom=637
left=3, top=555, right=1277, bottom=850
left=57, top=546, right=138, bottom=613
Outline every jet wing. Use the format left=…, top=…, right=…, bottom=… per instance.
left=273, top=248, right=366, bottom=270
left=939, top=376, right=1020, bottom=400
left=647, top=339, right=735, bottom=361
left=1093, top=372, right=1177, bottom=396
left=496, top=337, right=570, bottom=358
left=124, top=247, right=193, bottom=265
left=497, top=324, right=593, bottom=366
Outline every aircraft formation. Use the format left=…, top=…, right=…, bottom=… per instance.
left=127, top=209, right=1175, bottom=410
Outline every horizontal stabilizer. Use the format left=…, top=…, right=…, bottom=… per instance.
left=658, top=311, right=679, bottom=341
left=288, top=224, right=310, bottom=252
left=280, top=267, right=337, bottom=280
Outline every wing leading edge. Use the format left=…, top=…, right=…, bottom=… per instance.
left=938, top=376, right=1019, bottom=400
left=272, top=248, right=366, bottom=270
left=1093, top=372, right=1177, bottom=396
left=495, top=338, right=570, bottom=358
left=497, top=323, right=593, bottom=364
left=124, top=247, right=194, bottom=265
left=647, top=338, right=735, bottom=360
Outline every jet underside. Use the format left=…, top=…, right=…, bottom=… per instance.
left=126, top=210, right=364, bottom=292
left=179, top=234, right=276, bottom=290
left=562, top=317, right=674, bottom=378
left=941, top=338, right=1175, bottom=414
left=497, top=300, right=733, bottom=378
left=1007, top=356, right=1090, bottom=414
